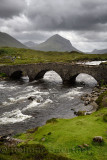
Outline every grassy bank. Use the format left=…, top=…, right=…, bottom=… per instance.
left=14, top=108, right=107, bottom=160
left=0, top=47, right=107, bottom=65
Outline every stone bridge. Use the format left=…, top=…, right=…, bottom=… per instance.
left=0, top=63, right=107, bottom=84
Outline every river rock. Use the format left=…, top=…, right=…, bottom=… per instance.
left=0, top=136, right=23, bottom=146
left=90, top=102, right=98, bottom=111
left=28, top=96, right=35, bottom=101
left=85, top=101, right=89, bottom=105
left=36, top=99, right=41, bottom=103
left=74, top=111, right=86, bottom=116
left=85, top=112, right=92, bottom=115
left=90, top=96, right=98, bottom=102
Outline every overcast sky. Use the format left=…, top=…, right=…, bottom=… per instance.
left=0, top=0, right=107, bottom=51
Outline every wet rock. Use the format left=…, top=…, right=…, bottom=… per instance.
left=91, top=97, right=98, bottom=102
left=36, top=99, right=41, bottom=103
left=86, top=97, right=91, bottom=101
left=93, top=136, right=103, bottom=143
left=74, top=111, right=86, bottom=116
left=0, top=136, right=23, bottom=146
left=90, top=102, right=98, bottom=111
left=28, top=96, right=35, bottom=101
left=85, top=101, right=89, bottom=105
left=71, top=109, right=75, bottom=111
left=85, top=112, right=92, bottom=115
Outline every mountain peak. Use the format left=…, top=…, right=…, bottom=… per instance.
left=48, top=34, right=69, bottom=41
left=51, top=34, right=62, bottom=38
left=33, top=34, right=79, bottom=52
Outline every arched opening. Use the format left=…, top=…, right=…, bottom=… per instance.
left=35, top=70, right=48, bottom=80
left=66, top=73, right=97, bottom=86
left=35, top=70, right=62, bottom=84
left=44, top=71, right=62, bottom=83
left=10, top=71, right=23, bottom=80
left=76, top=73, right=97, bottom=86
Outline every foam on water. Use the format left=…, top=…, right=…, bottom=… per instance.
left=2, top=88, right=49, bottom=106
left=77, top=61, right=107, bottom=65
left=60, top=87, right=83, bottom=99
left=23, top=98, right=53, bottom=111
left=39, top=99, right=53, bottom=108
left=0, top=109, right=32, bottom=124
left=23, top=100, right=40, bottom=111
left=0, top=83, right=20, bottom=90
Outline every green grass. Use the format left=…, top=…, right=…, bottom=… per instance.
left=12, top=107, right=107, bottom=160
left=0, top=47, right=107, bottom=65
left=0, top=143, right=71, bottom=160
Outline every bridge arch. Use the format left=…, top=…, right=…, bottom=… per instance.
left=10, top=70, right=23, bottom=80
left=34, top=70, right=63, bottom=82
left=64, top=73, right=98, bottom=85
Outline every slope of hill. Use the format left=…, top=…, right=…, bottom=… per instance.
left=88, top=49, right=107, bottom=54
left=33, top=34, right=79, bottom=52
left=0, top=32, right=27, bottom=48
left=24, top=41, right=38, bottom=48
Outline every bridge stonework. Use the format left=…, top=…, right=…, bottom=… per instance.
left=0, top=63, right=107, bottom=84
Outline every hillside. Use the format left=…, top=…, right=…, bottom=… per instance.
left=0, top=32, right=27, bottom=48
left=33, top=34, right=79, bottom=52
left=0, top=47, right=107, bottom=65
left=88, top=49, right=107, bottom=54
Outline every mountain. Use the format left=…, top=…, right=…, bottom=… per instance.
left=0, top=32, right=27, bottom=48
left=33, top=34, right=79, bottom=52
left=24, top=41, right=38, bottom=48
left=88, top=49, right=107, bottom=54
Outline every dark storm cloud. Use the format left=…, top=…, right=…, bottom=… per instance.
left=1, top=0, right=107, bottom=51
left=0, top=0, right=26, bottom=18
left=27, top=0, right=107, bottom=32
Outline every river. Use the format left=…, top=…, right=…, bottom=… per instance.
left=0, top=67, right=98, bottom=136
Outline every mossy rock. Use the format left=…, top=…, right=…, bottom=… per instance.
left=46, top=118, right=58, bottom=124
left=96, top=91, right=107, bottom=109
left=75, top=111, right=86, bottom=116
left=26, top=127, right=39, bottom=133
left=102, top=96, right=107, bottom=107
